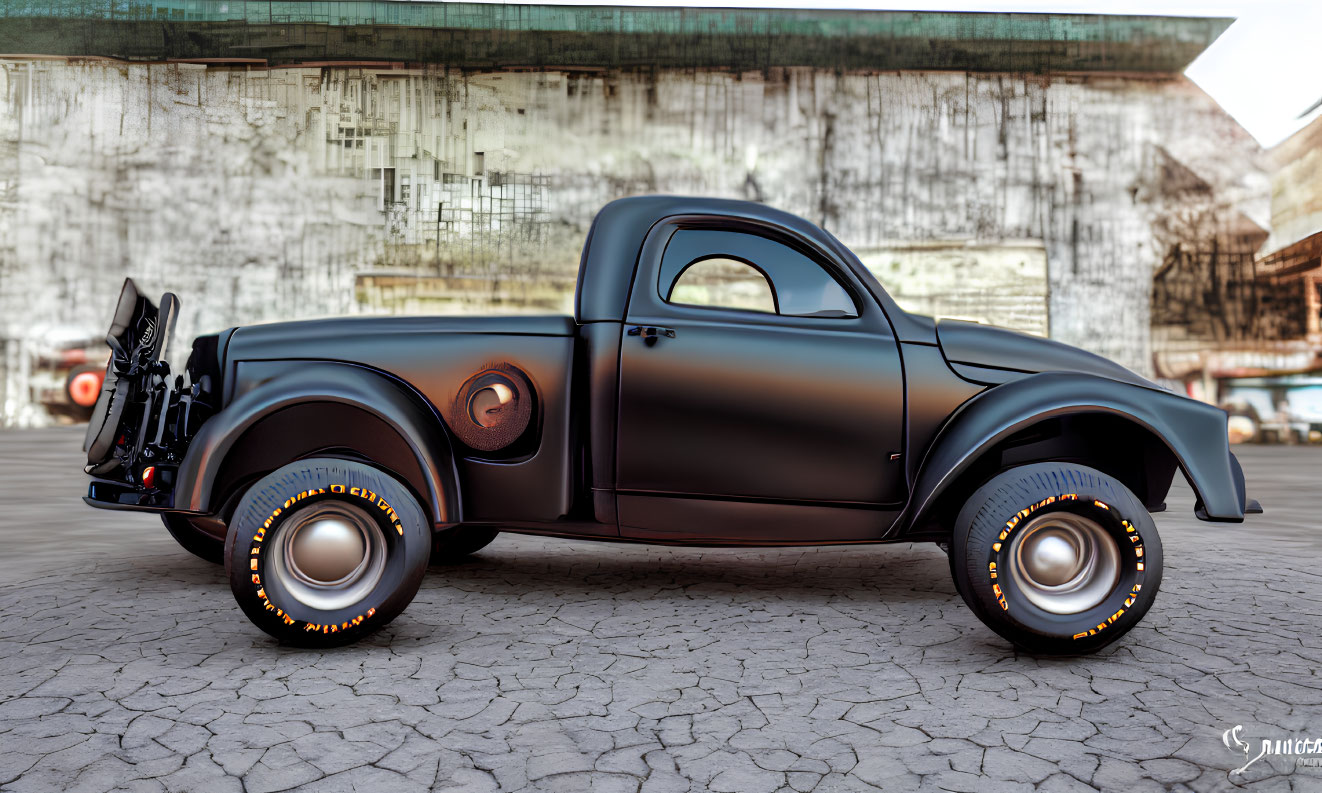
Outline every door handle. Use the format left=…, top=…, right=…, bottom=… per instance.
left=628, top=325, right=676, bottom=343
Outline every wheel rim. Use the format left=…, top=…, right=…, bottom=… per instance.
left=1006, top=512, right=1120, bottom=615
left=268, top=501, right=387, bottom=612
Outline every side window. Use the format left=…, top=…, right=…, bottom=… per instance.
left=660, top=229, right=858, bottom=318
left=668, top=257, right=777, bottom=314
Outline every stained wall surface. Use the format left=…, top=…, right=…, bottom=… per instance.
left=0, top=60, right=1266, bottom=423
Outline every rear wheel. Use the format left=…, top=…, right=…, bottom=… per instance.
left=225, top=458, right=431, bottom=647
left=162, top=513, right=226, bottom=565
left=951, top=462, right=1163, bottom=655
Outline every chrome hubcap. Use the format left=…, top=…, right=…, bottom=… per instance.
left=269, top=502, right=386, bottom=611
left=1007, top=512, right=1120, bottom=615
left=289, top=517, right=367, bottom=585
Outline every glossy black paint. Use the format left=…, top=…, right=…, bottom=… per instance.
left=902, top=371, right=1248, bottom=532
left=218, top=318, right=581, bottom=527
left=937, top=319, right=1153, bottom=388
left=896, top=342, right=987, bottom=487
left=579, top=321, right=621, bottom=527
left=618, top=494, right=898, bottom=545
left=172, top=362, right=460, bottom=523
left=617, top=215, right=906, bottom=530
left=576, top=196, right=933, bottom=339
left=86, top=196, right=1257, bottom=547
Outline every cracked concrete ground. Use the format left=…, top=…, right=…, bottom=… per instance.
left=1, top=428, right=1319, bottom=792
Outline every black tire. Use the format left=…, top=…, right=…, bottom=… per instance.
left=225, top=458, right=431, bottom=647
left=162, top=513, right=226, bottom=565
left=431, top=527, right=498, bottom=564
left=951, top=462, right=1163, bottom=655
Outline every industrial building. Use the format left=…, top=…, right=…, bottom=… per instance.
left=1156, top=114, right=1322, bottom=441
left=0, top=2, right=1288, bottom=427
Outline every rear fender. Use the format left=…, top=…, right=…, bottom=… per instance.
left=173, top=362, right=460, bottom=524
left=900, top=371, right=1245, bottom=534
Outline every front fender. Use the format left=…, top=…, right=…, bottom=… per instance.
left=902, top=371, right=1246, bottom=532
left=173, top=362, right=460, bottom=523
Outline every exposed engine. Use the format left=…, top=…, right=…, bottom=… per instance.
left=83, top=279, right=217, bottom=507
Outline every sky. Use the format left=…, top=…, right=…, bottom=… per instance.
left=439, top=0, right=1322, bottom=148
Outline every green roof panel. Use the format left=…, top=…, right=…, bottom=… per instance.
left=0, top=2, right=1234, bottom=73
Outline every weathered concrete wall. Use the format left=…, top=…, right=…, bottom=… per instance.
left=1263, top=114, right=1322, bottom=256
left=0, top=59, right=1266, bottom=424
left=856, top=242, right=1049, bottom=338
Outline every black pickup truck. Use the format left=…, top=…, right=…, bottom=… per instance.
left=83, top=196, right=1259, bottom=653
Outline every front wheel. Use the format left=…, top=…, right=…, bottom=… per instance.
left=951, top=462, right=1163, bottom=655
left=225, top=458, right=432, bottom=647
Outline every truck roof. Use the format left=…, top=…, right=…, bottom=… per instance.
left=575, top=195, right=889, bottom=325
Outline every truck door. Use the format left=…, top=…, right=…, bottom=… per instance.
left=615, top=223, right=906, bottom=542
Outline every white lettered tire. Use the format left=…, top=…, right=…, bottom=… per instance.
left=950, top=463, right=1163, bottom=655
left=225, top=458, right=431, bottom=647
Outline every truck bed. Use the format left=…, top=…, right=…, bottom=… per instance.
left=221, top=313, right=581, bottom=524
